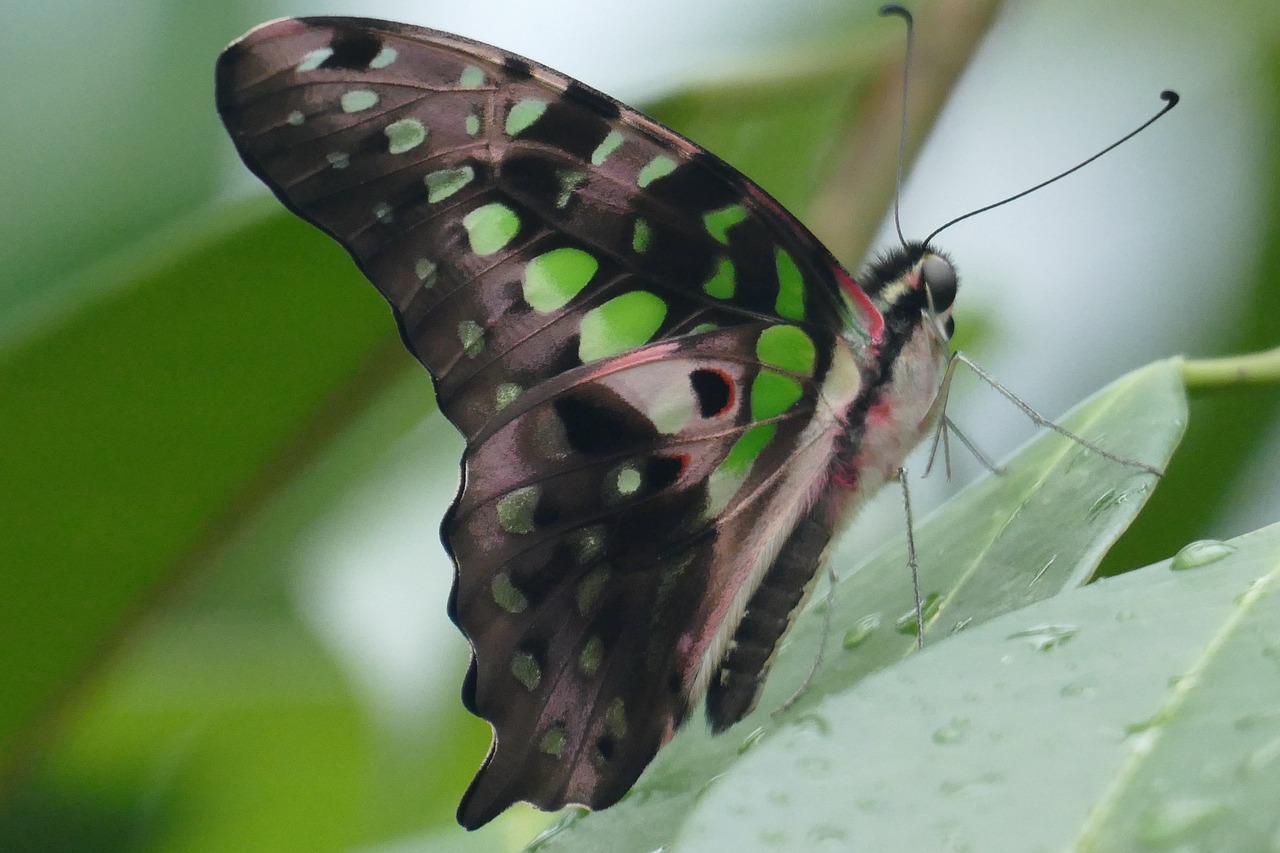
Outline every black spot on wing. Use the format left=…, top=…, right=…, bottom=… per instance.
left=518, top=98, right=612, bottom=161
left=689, top=368, right=733, bottom=417
left=564, top=81, right=622, bottom=119
left=503, top=56, right=533, bottom=79
left=321, top=31, right=384, bottom=69
left=553, top=386, right=658, bottom=455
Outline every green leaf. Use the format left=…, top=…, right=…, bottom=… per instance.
left=669, top=522, right=1280, bottom=851
left=528, top=359, right=1188, bottom=851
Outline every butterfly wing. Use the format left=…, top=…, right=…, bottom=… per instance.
left=216, top=16, right=888, bottom=828
left=449, top=322, right=865, bottom=827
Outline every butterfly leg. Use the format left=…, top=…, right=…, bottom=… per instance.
left=934, top=351, right=1164, bottom=477
left=897, top=467, right=926, bottom=650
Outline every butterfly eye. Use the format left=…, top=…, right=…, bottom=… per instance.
left=921, top=254, right=957, bottom=312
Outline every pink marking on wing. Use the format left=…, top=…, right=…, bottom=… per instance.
left=836, top=267, right=885, bottom=344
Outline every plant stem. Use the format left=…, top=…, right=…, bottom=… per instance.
left=1181, top=346, right=1280, bottom=391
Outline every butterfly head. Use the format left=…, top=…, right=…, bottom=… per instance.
left=860, top=242, right=958, bottom=348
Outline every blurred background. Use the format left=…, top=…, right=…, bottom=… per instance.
left=1, top=0, right=1277, bottom=850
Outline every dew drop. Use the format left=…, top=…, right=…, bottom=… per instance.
left=738, top=726, right=765, bottom=755
left=843, top=613, right=881, bottom=649
left=1171, top=539, right=1235, bottom=570
left=1006, top=623, right=1078, bottom=651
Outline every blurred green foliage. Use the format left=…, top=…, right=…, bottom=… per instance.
left=1, top=1, right=1277, bottom=851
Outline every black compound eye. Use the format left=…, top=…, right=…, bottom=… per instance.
left=921, top=254, right=958, bottom=312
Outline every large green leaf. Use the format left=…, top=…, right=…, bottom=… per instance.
left=527, top=359, right=1188, bottom=851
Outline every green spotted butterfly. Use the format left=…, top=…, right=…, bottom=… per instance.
left=216, top=16, right=961, bottom=829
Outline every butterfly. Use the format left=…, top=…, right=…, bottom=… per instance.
left=216, top=15, right=961, bottom=830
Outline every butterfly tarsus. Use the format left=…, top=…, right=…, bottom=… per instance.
left=898, top=467, right=926, bottom=650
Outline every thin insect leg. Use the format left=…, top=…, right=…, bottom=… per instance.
left=945, top=415, right=1005, bottom=475
left=899, top=467, right=925, bottom=649
left=952, top=352, right=1164, bottom=476
left=773, top=562, right=840, bottom=717
left=923, top=356, right=961, bottom=476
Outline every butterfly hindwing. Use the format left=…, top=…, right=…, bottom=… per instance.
left=447, top=323, right=864, bottom=826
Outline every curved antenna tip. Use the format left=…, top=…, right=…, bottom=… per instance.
left=1160, top=90, right=1180, bottom=106
left=879, top=4, right=912, bottom=21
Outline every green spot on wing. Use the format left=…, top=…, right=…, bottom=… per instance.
left=384, top=118, right=427, bottom=154
left=296, top=48, right=333, bottom=72
left=703, top=204, right=748, bottom=244
left=539, top=724, right=567, bottom=757
left=495, top=382, right=522, bottom=410
left=463, top=203, right=520, bottom=256
left=751, top=370, right=804, bottom=420
left=414, top=258, right=437, bottom=287
left=491, top=572, right=528, bottom=613
left=425, top=166, right=475, bottom=202
left=591, top=129, right=625, bottom=165
left=605, top=698, right=628, bottom=739
left=496, top=486, right=540, bottom=534
left=457, top=320, right=484, bottom=357
left=370, top=46, right=397, bottom=68
left=464, top=112, right=481, bottom=135
left=459, top=65, right=484, bottom=88
left=506, top=99, right=548, bottom=136
left=637, top=155, right=677, bottom=187
left=579, top=291, right=667, bottom=363
left=340, top=89, right=379, bottom=113
left=523, top=248, right=598, bottom=313
left=703, top=257, right=736, bottom=299
left=576, top=566, right=610, bottom=614
left=720, top=423, right=777, bottom=476
left=756, top=325, right=816, bottom=375
left=775, top=248, right=807, bottom=320
left=511, top=653, right=541, bottom=690
left=578, top=637, right=604, bottom=675
left=632, top=218, right=651, bottom=253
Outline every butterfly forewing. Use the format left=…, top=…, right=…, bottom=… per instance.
left=216, top=15, right=901, bottom=830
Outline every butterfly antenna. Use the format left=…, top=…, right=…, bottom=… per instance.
left=880, top=4, right=915, bottom=250
left=923, top=90, right=1180, bottom=246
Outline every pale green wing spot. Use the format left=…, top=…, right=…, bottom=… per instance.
left=691, top=322, right=719, bottom=334
left=511, top=653, right=542, bottom=690
left=286, top=110, right=305, bottom=126
left=425, top=166, right=475, bottom=202
left=296, top=48, right=333, bottom=72
left=340, top=89, right=379, bottom=113
left=495, top=382, right=522, bottom=410
left=578, top=636, right=604, bottom=675
left=496, top=485, right=540, bottom=534
left=569, top=526, right=606, bottom=564
left=648, top=393, right=694, bottom=435
left=613, top=465, right=642, bottom=498
left=703, top=257, right=736, bottom=299
left=632, top=218, right=652, bottom=253
left=723, top=423, right=776, bottom=472
left=463, top=203, right=521, bottom=256
left=506, top=99, right=548, bottom=136
left=414, top=258, right=438, bottom=287
left=327, top=152, right=350, bottom=169
left=637, top=155, right=677, bottom=188
left=751, top=370, right=804, bottom=420
left=384, top=118, right=427, bottom=154
left=370, top=45, right=397, bottom=68
left=605, top=699, right=628, bottom=739
left=591, top=129, right=625, bottom=166
left=539, top=725, right=567, bottom=757
left=465, top=113, right=481, bottom=136
left=523, top=247, right=598, bottom=313
left=775, top=248, right=807, bottom=320
left=457, top=320, right=484, bottom=358
left=579, top=291, right=668, bottom=363
left=491, top=572, right=528, bottom=613
left=756, top=325, right=816, bottom=375
left=459, top=65, right=485, bottom=88
left=576, top=566, right=611, bottom=615
left=556, top=169, right=587, bottom=208
left=373, top=203, right=392, bottom=223
left=703, top=204, right=748, bottom=244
